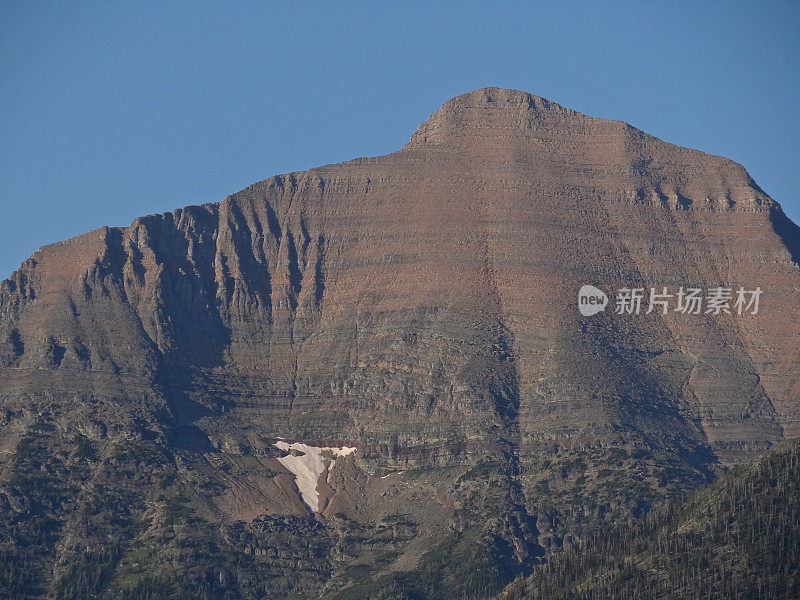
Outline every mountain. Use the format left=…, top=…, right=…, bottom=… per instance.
left=501, top=437, right=800, bottom=600
left=1, top=87, right=798, bottom=599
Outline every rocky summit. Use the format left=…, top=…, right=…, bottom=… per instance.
left=1, top=88, right=798, bottom=599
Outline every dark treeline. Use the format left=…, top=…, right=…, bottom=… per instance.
left=503, top=438, right=800, bottom=600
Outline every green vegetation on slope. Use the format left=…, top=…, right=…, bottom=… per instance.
left=2, top=413, right=797, bottom=600
left=502, top=438, right=800, bottom=600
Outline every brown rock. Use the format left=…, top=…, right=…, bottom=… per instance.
left=1, top=87, right=799, bottom=596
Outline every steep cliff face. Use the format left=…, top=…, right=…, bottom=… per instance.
left=1, top=88, right=798, bottom=598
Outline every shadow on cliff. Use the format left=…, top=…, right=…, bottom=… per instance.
left=106, top=213, right=234, bottom=454
left=770, top=205, right=800, bottom=269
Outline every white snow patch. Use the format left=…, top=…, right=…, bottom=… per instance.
left=274, top=441, right=356, bottom=512
left=331, top=446, right=357, bottom=457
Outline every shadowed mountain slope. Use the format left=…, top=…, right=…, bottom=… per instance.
left=502, top=437, right=800, bottom=600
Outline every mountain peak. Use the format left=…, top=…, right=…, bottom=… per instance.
left=405, top=87, right=584, bottom=148
left=445, top=86, right=570, bottom=110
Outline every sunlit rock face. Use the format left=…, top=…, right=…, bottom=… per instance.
left=1, top=87, right=799, bottom=597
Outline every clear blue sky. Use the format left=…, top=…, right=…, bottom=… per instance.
left=1, top=1, right=798, bottom=279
